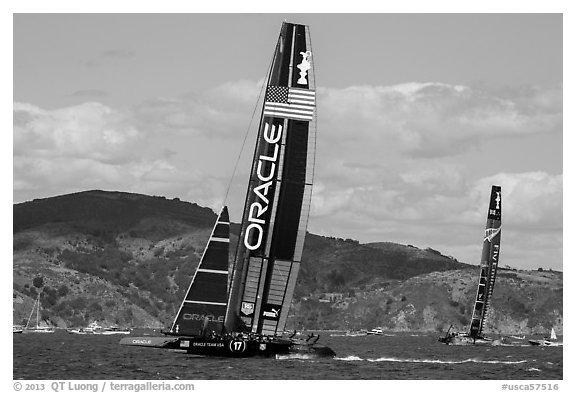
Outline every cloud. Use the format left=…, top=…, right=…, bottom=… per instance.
left=132, top=79, right=263, bottom=138
left=311, top=170, right=561, bottom=240
left=12, top=79, right=562, bottom=270
left=14, top=102, right=141, bottom=163
left=470, top=172, right=563, bottom=229
left=309, top=168, right=562, bottom=269
left=14, top=101, right=182, bottom=201
left=12, top=99, right=241, bottom=205
left=318, top=82, right=562, bottom=157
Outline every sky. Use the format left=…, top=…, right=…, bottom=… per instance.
left=11, top=12, right=564, bottom=271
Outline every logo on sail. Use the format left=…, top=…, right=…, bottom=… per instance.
left=484, top=227, right=501, bottom=243
left=297, top=51, right=312, bottom=85
left=182, top=313, right=224, bottom=323
left=488, top=187, right=502, bottom=220
left=262, top=304, right=282, bottom=320
left=244, top=122, right=283, bottom=251
left=492, top=244, right=500, bottom=262
left=241, top=302, right=255, bottom=316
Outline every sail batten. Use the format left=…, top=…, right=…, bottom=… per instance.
left=185, top=300, right=228, bottom=306
left=196, top=268, right=228, bottom=274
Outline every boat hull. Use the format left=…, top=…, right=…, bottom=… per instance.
left=438, top=334, right=495, bottom=346
left=120, top=335, right=335, bottom=358
left=23, top=328, right=55, bottom=334
left=99, top=330, right=131, bottom=335
left=528, top=339, right=561, bottom=346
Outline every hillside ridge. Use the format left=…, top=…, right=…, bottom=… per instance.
left=13, top=190, right=562, bottom=335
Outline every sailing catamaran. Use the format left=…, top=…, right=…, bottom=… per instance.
left=439, top=185, right=502, bottom=345
left=120, top=22, right=335, bottom=358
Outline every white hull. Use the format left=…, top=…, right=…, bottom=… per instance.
left=67, top=330, right=88, bottom=335
left=528, top=339, right=562, bottom=346
left=68, top=328, right=130, bottom=335
left=23, top=328, right=55, bottom=334
left=98, top=330, right=131, bottom=335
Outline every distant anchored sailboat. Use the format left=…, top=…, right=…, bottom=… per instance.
left=120, top=21, right=334, bottom=358
left=528, top=328, right=562, bottom=346
left=23, top=292, right=55, bottom=334
left=439, top=185, right=502, bottom=345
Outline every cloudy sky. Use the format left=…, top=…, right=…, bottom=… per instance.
left=12, top=13, right=563, bottom=271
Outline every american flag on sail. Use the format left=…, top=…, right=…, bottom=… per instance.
left=263, top=86, right=315, bottom=121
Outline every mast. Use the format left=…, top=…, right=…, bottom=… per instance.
left=36, top=292, right=40, bottom=328
left=169, top=206, right=230, bottom=336
left=225, top=22, right=316, bottom=335
left=25, top=293, right=37, bottom=329
left=469, top=185, right=502, bottom=338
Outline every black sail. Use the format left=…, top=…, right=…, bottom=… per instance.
left=225, top=22, right=315, bottom=335
left=170, top=206, right=230, bottom=336
left=469, top=186, right=502, bottom=338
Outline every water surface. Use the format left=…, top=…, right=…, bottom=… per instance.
left=13, top=331, right=562, bottom=380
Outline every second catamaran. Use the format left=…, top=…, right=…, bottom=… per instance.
left=439, top=185, right=502, bottom=345
left=121, top=21, right=335, bottom=358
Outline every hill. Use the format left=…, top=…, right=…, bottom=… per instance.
left=289, top=268, right=562, bottom=335
left=13, top=190, right=562, bottom=335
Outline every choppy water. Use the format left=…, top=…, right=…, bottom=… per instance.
left=13, top=331, right=562, bottom=380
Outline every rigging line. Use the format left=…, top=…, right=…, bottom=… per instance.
left=220, top=52, right=276, bottom=211
left=224, top=31, right=279, bottom=299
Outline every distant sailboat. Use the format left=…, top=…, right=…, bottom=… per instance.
left=439, top=185, right=502, bottom=345
left=23, top=292, right=55, bottom=334
left=528, top=327, right=562, bottom=346
left=121, top=21, right=334, bottom=358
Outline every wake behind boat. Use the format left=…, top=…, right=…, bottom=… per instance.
left=439, top=186, right=502, bottom=346
left=120, top=22, right=334, bottom=358
left=331, top=330, right=368, bottom=337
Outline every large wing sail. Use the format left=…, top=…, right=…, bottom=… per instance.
left=225, top=22, right=315, bottom=335
left=469, top=185, right=502, bottom=338
left=170, top=206, right=230, bottom=336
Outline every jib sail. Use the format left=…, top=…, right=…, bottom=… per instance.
left=169, top=206, right=230, bottom=336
